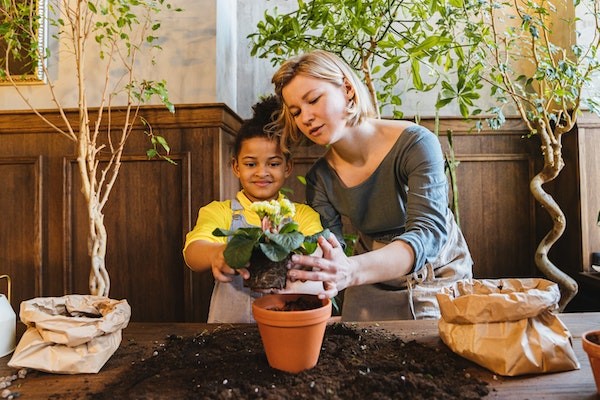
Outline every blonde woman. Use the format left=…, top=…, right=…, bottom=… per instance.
left=270, top=50, right=473, bottom=320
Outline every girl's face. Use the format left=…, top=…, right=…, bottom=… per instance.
left=282, top=74, right=354, bottom=146
left=232, top=137, right=292, bottom=203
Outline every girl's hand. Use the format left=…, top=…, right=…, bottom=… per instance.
left=211, top=250, right=250, bottom=282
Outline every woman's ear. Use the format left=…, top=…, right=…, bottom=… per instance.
left=343, top=77, right=355, bottom=101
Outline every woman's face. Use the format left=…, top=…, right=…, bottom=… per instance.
left=232, top=137, right=292, bottom=203
left=282, top=74, right=353, bottom=146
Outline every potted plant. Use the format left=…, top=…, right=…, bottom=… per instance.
left=582, top=330, right=600, bottom=394
left=0, top=0, right=180, bottom=296
left=252, top=293, right=332, bottom=373
left=249, top=0, right=600, bottom=310
left=213, top=197, right=330, bottom=290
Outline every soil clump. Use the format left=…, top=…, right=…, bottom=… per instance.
left=89, top=322, right=489, bottom=399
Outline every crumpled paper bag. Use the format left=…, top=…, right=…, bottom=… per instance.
left=436, top=278, right=580, bottom=376
left=8, top=295, right=131, bottom=374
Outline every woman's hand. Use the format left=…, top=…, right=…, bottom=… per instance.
left=288, top=234, right=354, bottom=299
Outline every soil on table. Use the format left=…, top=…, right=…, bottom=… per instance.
left=90, top=323, right=490, bottom=400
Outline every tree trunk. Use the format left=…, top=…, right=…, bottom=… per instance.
left=88, top=198, right=110, bottom=297
left=530, top=165, right=578, bottom=311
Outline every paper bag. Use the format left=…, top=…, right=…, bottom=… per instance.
left=436, top=278, right=580, bottom=376
left=8, top=295, right=131, bottom=374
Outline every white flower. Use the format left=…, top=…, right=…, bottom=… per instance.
left=250, top=198, right=296, bottom=232
left=278, top=198, right=296, bottom=219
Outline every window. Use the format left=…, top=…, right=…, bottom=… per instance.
left=0, top=0, right=47, bottom=84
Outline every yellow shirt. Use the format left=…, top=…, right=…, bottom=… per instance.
left=183, top=191, right=323, bottom=253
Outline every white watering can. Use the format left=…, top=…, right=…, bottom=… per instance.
left=0, top=275, right=16, bottom=357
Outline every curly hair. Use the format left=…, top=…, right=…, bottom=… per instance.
left=233, top=94, right=290, bottom=160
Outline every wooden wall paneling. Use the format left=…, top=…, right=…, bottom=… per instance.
left=576, top=114, right=600, bottom=274
left=175, top=107, right=241, bottom=322
left=0, top=157, right=43, bottom=312
left=65, top=153, right=189, bottom=322
left=188, top=126, right=227, bottom=323
left=4, top=106, right=595, bottom=320
left=418, top=119, right=538, bottom=279
left=452, top=153, right=537, bottom=278
left=0, top=104, right=242, bottom=323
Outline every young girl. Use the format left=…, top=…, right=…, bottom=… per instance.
left=270, top=50, right=473, bottom=320
left=183, top=96, right=323, bottom=323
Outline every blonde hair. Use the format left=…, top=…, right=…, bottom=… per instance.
left=269, top=50, right=376, bottom=149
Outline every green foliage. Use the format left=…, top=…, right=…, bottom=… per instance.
left=0, top=0, right=41, bottom=78
left=342, top=233, right=359, bottom=257
left=434, top=0, right=600, bottom=135
left=213, top=226, right=331, bottom=269
left=248, top=0, right=478, bottom=118
left=1, top=0, right=182, bottom=156
left=249, top=0, right=600, bottom=132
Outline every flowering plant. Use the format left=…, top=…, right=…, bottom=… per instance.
left=213, top=198, right=329, bottom=269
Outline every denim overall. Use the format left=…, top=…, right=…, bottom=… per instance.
left=206, top=199, right=264, bottom=323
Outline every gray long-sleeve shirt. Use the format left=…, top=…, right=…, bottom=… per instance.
left=305, top=124, right=469, bottom=273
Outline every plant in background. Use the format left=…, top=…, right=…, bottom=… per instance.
left=249, top=0, right=480, bottom=120
left=0, top=0, right=181, bottom=296
left=249, top=0, right=473, bottom=223
left=432, top=0, right=600, bottom=309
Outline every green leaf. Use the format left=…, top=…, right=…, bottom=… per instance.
left=265, top=230, right=304, bottom=253
left=278, top=221, right=299, bottom=234
left=302, top=242, right=318, bottom=254
left=303, top=229, right=331, bottom=244
left=259, top=242, right=291, bottom=262
left=146, top=148, right=158, bottom=159
left=212, top=227, right=236, bottom=237
left=224, top=235, right=257, bottom=268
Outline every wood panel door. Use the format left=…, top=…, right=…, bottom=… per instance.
left=0, top=104, right=241, bottom=322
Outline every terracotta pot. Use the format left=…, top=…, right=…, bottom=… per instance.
left=583, top=330, right=600, bottom=394
left=252, top=294, right=331, bottom=373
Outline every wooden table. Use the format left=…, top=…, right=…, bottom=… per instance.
left=1, top=313, right=598, bottom=399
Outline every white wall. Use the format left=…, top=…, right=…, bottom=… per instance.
left=0, top=1, right=595, bottom=119
left=0, top=0, right=225, bottom=111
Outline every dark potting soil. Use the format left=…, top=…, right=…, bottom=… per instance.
left=587, top=332, right=600, bottom=344
left=245, top=252, right=289, bottom=290
left=90, top=323, right=490, bottom=400
left=270, top=296, right=323, bottom=311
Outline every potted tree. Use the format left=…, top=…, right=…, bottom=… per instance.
left=0, top=0, right=180, bottom=297
left=248, top=0, right=600, bottom=310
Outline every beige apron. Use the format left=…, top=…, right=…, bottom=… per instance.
left=341, top=216, right=472, bottom=321
left=207, top=199, right=264, bottom=323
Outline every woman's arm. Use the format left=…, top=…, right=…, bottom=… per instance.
left=394, top=126, right=450, bottom=271
left=288, top=235, right=415, bottom=299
